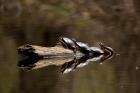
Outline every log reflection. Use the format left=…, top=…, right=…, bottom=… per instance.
left=18, top=53, right=113, bottom=73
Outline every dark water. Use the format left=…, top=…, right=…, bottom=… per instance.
left=1, top=1, right=140, bottom=93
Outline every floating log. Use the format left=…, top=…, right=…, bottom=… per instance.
left=18, top=44, right=83, bottom=58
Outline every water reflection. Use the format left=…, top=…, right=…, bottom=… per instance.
left=61, top=55, right=104, bottom=74
left=1, top=1, right=140, bottom=93
left=18, top=51, right=113, bottom=74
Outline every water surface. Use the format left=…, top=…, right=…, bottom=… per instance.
left=0, top=1, right=140, bottom=93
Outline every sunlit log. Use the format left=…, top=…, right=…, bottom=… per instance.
left=18, top=44, right=83, bottom=57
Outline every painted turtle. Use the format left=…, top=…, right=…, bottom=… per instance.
left=59, top=37, right=78, bottom=53
left=76, top=42, right=91, bottom=54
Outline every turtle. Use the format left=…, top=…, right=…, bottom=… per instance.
left=59, top=37, right=78, bottom=53
left=75, top=42, right=91, bottom=54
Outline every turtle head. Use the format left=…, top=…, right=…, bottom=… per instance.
left=99, top=43, right=114, bottom=61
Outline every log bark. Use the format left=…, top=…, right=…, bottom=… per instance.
left=18, top=44, right=83, bottom=58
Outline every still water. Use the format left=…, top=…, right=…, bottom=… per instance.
left=0, top=1, right=140, bottom=93
left=0, top=29, right=140, bottom=93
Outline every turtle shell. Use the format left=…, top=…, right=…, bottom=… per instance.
left=76, top=42, right=91, bottom=54
left=59, top=37, right=77, bottom=52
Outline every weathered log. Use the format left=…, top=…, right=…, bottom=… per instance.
left=18, top=44, right=83, bottom=58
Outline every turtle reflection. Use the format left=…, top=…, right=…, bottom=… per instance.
left=18, top=52, right=112, bottom=73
